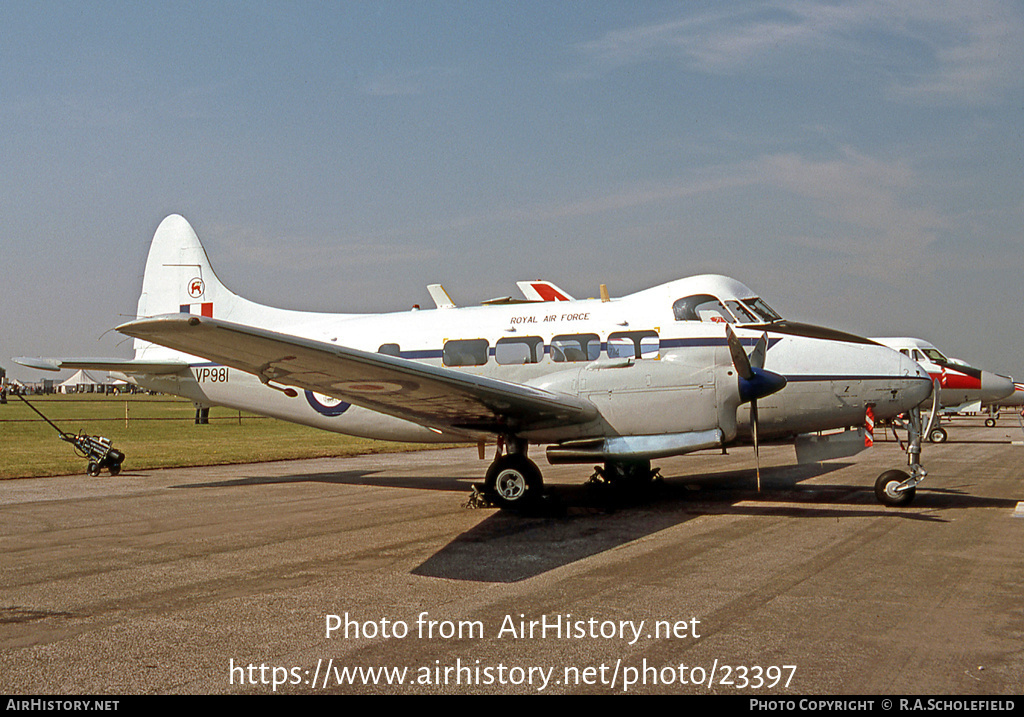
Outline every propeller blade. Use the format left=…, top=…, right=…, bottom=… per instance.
left=751, top=398, right=761, bottom=491
left=749, top=332, right=768, bottom=370
left=726, top=325, right=753, bottom=380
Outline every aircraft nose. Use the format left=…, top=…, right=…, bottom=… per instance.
left=981, top=371, right=1014, bottom=403
left=895, top=349, right=934, bottom=407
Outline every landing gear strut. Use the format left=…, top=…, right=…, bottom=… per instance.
left=876, top=404, right=929, bottom=507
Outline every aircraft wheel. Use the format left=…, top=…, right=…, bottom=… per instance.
left=874, top=470, right=915, bottom=507
left=985, top=418, right=997, bottom=428
left=485, top=455, right=542, bottom=511
left=87, top=462, right=101, bottom=477
left=928, top=427, right=947, bottom=443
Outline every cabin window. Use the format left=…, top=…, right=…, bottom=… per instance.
left=607, top=330, right=660, bottom=359
left=550, top=333, right=601, bottom=362
left=378, top=343, right=401, bottom=357
left=495, top=336, right=544, bottom=365
left=443, top=338, right=489, bottom=367
left=672, top=295, right=734, bottom=323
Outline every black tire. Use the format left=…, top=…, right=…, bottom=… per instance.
left=485, top=455, right=542, bottom=510
left=875, top=469, right=915, bottom=507
left=928, top=427, right=947, bottom=443
left=108, top=462, right=121, bottom=476
left=87, top=462, right=100, bottom=477
left=985, top=418, right=996, bottom=428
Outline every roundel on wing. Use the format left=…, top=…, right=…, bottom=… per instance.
left=304, top=390, right=351, bottom=417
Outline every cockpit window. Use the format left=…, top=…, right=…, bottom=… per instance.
left=921, top=348, right=948, bottom=362
left=673, top=293, right=784, bottom=325
left=672, top=295, right=734, bottom=323
left=725, top=301, right=759, bottom=324
left=743, top=297, right=782, bottom=323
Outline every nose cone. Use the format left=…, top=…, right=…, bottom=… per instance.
left=981, top=371, right=1014, bottom=403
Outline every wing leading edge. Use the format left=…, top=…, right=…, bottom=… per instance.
left=115, top=315, right=599, bottom=434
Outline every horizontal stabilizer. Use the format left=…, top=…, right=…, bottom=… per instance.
left=13, top=357, right=190, bottom=374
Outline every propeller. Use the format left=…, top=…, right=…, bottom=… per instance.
left=726, top=325, right=787, bottom=491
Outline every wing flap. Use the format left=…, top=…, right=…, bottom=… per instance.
left=116, top=315, right=599, bottom=432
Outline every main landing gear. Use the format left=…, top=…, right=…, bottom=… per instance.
left=477, top=437, right=661, bottom=512
left=485, top=452, right=543, bottom=510
left=478, top=436, right=544, bottom=511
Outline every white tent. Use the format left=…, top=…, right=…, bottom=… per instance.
left=58, top=370, right=109, bottom=393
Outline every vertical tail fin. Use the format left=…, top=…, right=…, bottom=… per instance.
left=132, top=214, right=357, bottom=360
left=136, top=215, right=237, bottom=321
left=134, top=215, right=248, bottom=359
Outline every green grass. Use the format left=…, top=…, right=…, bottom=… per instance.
left=0, top=394, right=444, bottom=479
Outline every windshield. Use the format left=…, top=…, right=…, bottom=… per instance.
left=743, top=297, right=782, bottom=323
left=921, top=348, right=949, bottom=362
left=673, top=293, right=785, bottom=325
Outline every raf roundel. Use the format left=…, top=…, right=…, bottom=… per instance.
left=304, top=390, right=351, bottom=417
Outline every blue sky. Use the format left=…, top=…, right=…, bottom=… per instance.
left=3, top=1, right=1023, bottom=384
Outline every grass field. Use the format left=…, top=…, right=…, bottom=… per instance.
left=0, top=393, right=442, bottom=479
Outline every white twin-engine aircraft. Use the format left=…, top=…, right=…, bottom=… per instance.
left=18, top=215, right=935, bottom=509
left=872, top=337, right=1016, bottom=437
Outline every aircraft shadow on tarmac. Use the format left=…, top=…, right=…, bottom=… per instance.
left=169, top=463, right=1016, bottom=585
left=410, top=463, right=1017, bottom=583
left=172, top=470, right=478, bottom=492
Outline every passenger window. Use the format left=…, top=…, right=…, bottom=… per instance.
left=550, top=333, right=600, bottom=362
left=672, top=295, right=734, bottom=323
left=607, top=330, right=660, bottom=359
left=378, top=343, right=401, bottom=357
left=495, top=336, right=544, bottom=365
left=443, top=338, right=489, bottom=367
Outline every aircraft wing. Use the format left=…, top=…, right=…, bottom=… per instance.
left=115, top=315, right=600, bottom=433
